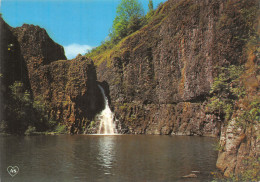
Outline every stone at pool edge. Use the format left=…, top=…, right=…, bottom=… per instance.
left=182, top=173, right=198, bottom=178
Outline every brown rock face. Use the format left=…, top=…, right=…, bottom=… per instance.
left=217, top=119, right=259, bottom=178
left=30, top=56, right=103, bottom=134
left=1, top=19, right=103, bottom=134
left=95, top=0, right=233, bottom=136
left=93, top=0, right=258, bottom=176
left=12, top=24, right=67, bottom=81
left=10, top=23, right=103, bottom=133
left=114, top=102, right=219, bottom=136
left=93, top=0, right=259, bottom=177
left=216, top=38, right=260, bottom=178
left=94, top=0, right=257, bottom=137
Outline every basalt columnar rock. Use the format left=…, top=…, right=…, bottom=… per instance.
left=11, top=24, right=67, bottom=81
left=12, top=23, right=105, bottom=133
left=93, top=0, right=258, bottom=137
left=0, top=18, right=103, bottom=134
left=29, top=55, right=104, bottom=133
left=94, top=0, right=231, bottom=136
left=12, top=24, right=67, bottom=66
left=90, top=0, right=259, bottom=177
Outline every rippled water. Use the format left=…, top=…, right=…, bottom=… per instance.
left=0, top=135, right=217, bottom=182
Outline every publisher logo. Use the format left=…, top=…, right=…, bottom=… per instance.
left=7, top=166, right=19, bottom=177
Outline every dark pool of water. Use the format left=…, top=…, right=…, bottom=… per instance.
left=0, top=135, right=217, bottom=182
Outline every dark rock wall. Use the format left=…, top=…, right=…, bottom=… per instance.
left=0, top=17, right=30, bottom=123
left=11, top=24, right=67, bottom=95
left=96, top=0, right=229, bottom=136
left=11, top=23, right=104, bottom=134
left=94, top=0, right=259, bottom=177
left=12, top=24, right=67, bottom=67
left=113, top=102, right=220, bottom=136
left=30, top=56, right=103, bottom=134
left=95, top=0, right=257, bottom=137
left=1, top=19, right=103, bottom=134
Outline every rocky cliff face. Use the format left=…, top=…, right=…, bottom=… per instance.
left=11, top=24, right=67, bottom=82
left=12, top=24, right=104, bottom=134
left=94, top=0, right=258, bottom=136
left=1, top=19, right=103, bottom=134
left=94, top=0, right=235, bottom=136
left=91, top=0, right=259, bottom=177
left=0, top=17, right=30, bottom=123
left=216, top=40, right=259, bottom=178
left=217, top=119, right=259, bottom=178
left=29, top=55, right=104, bottom=133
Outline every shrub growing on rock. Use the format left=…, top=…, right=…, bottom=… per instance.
left=207, top=65, right=245, bottom=122
left=3, top=81, right=57, bottom=135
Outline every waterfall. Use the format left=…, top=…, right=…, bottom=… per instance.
left=97, top=85, right=117, bottom=135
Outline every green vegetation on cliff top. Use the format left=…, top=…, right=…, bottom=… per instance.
left=86, top=0, right=165, bottom=66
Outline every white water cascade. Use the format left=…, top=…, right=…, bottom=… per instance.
left=97, top=85, right=117, bottom=135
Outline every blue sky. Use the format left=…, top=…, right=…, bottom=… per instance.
left=0, top=0, right=167, bottom=59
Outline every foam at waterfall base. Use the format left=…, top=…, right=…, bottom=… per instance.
left=97, top=85, right=118, bottom=135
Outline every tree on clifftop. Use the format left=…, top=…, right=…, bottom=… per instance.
left=148, top=0, right=154, bottom=14
left=109, top=0, right=144, bottom=43
left=145, top=0, right=154, bottom=21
